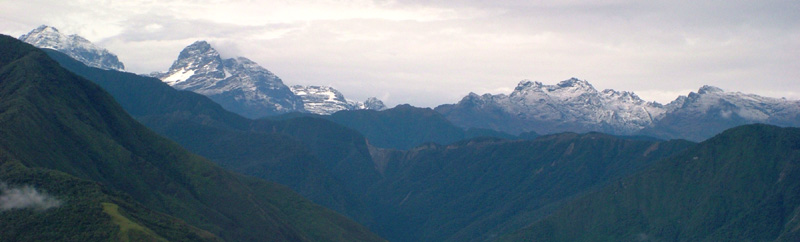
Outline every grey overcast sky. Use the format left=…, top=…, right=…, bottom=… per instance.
left=2, top=0, right=799, bottom=107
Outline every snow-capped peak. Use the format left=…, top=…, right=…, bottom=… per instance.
left=19, top=25, right=125, bottom=71
left=155, top=40, right=304, bottom=118
left=514, top=80, right=544, bottom=91
left=163, top=41, right=225, bottom=85
left=668, top=85, right=800, bottom=122
left=441, top=77, right=800, bottom=140
left=441, top=78, right=666, bottom=135
left=601, top=89, right=647, bottom=104
left=697, top=85, right=724, bottom=94
left=557, top=77, right=594, bottom=89
left=362, top=97, right=388, bottom=111
left=290, top=85, right=387, bottom=115
left=20, top=25, right=64, bottom=49
left=177, top=41, right=216, bottom=61
left=511, top=78, right=601, bottom=101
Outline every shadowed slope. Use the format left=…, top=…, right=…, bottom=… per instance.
left=0, top=34, right=383, bottom=242
left=505, top=124, right=800, bottom=241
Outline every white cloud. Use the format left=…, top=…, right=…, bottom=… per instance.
left=0, top=182, right=62, bottom=211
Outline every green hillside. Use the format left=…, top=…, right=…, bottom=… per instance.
left=44, top=48, right=380, bottom=222
left=272, top=105, right=521, bottom=150
left=0, top=35, right=383, bottom=241
left=37, top=47, right=696, bottom=241
left=0, top=157, right=220, bottom=241
left=367, top=133, right=693, bottom=241
left=504, top=124, right=800, bottom=241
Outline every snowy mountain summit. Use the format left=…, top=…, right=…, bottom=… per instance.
left=19, top=25, right=125, bottom=71
left=438, top=78, right=800, bottom=141
left=436, top=78, right=665, bottom=135
left=155, top=41, right=304, bottom=118
left=663, top=84, right=800, bottom=122
left=361, top=97, right=388, bottom=111
left=290, top=85, right=387, bottom=115
left=640, top=85, right=800, bottom=141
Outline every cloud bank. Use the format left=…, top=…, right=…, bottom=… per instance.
left=0, top=182, right=62, bottom=211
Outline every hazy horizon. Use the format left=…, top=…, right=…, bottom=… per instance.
left=2, top=0, right=798, bottom=107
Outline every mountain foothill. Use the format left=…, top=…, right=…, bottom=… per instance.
left=3, top=25, right=800, bottom=241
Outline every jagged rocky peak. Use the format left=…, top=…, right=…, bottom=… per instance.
left=601, top=89, right=648, bottom=104
left=290, top=85, right=386, bottom=115
left=157, top=40, right=304, bottom=118
left=438, top=77, right=667, bottom=135
left=161, top=40, right=225, bottom=85
left=697, top=85, right=724, bottom=94
left=362, top=97, right=387, bottom=111
left=442, top=77, right=800, bottom=140
left=19, top=25, right=125, bottom=71
left=666, top=95, right=689, bottom=111
left=642, top=85, right=800, bottom=141
left=291, top=85, right=350, bottom=115
left=514, top=80, right=544, bottom=91
left=174, top=41, right=223, bottom=73
left=514, top=78, right=595, bottom=92
left=551, top=78, right=598, bottom=96
left=178, top=40, right=216, bottom=60
left=668, top=85, right=800, bottom=121
left=19, top=25, right=67, bottom=49
left=557, top=77, right=595, bottom=89
left=511, top=78, right=600, bottom=100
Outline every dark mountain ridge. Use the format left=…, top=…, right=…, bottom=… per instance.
left=36, top=32, right=796, bottom=241
left=270, top=105, right=522, bottom=150
left=365, top=132, right=693, bottom=241
left=43, top=47, right=382, bottom=224
left=0, top=34, right=383, bottom=241
left=504, top=124, right=800, bottom=241
left=41, top=45, right=698, bottom=241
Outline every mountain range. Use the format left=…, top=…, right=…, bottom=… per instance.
left=503, top=124, right=800, bottom=241
left=40, top=45, right=701, bottom=241
left=20, top=25, right=799, bottom=142
left=640, top=85, right=800, bottom=141
left=0, top=35, right=383, bottom=241
left=41, top=45, right=384, bottom=229
left=437, top=78, right=800, bottom=141
left=19, top=26, right=386, bottom=118
left=150, top=40, right=389, bottom=118
left=17, top=47, right=696, bottom=241
left=8, top=24, right=800, bottom=241
left=437, top=78, right=666, bottom=135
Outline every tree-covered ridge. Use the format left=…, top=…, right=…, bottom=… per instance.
left=0, top=34, right=384, bottom=242
left=40, top=31, right=800, bottom=241
left=0, top=158, right=220, bottom=241
left=44, top=47, right=383, bottom=225
left=366, top=133, right=693, bottom=241
left=41, top=46, right=698, bottom=241
left=504, top=124, right=800, bottom=241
